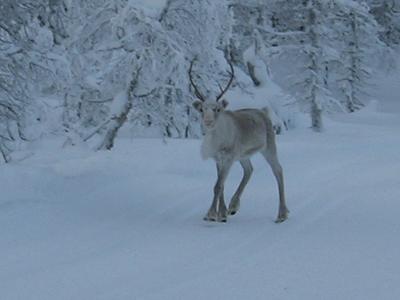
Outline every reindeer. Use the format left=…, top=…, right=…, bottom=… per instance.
left=189, top=58, right=289, bottom=223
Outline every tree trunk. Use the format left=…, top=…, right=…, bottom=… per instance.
left=247, top=62, right=261, bottom=86
left=96, top=69, right=140, bottom=151
left=96, top=101, right=132, bottom=150
left=311, top=96, right=323, bottom=132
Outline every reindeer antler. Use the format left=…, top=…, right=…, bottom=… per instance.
left=216, top=60, right=234, bottom=102
left=188, top=58, right=206, bottom=102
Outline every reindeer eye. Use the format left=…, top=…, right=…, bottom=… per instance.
left=199, top=108, right=203, bottom=113
left=216, top=108, right=221, bottom=113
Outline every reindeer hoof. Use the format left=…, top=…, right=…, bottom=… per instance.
left=218, top=216, right=227, bottom=223
left=275, top=217, right=286, bottom=223
left=275, top=214, right=288, bottom=223
left=228, top=201, right=240, bottom=216
left=227, top=206, right=239, bottom=216
left=203, top=215, right=217, bottom=222
left=275, top=208, right=289, bottom=223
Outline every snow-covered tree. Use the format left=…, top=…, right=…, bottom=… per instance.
left=369, top=0, right=400, bottom=46
left=1, top=0, right=399, bottom=161
left=0, top=0, right=68, bottom=162
left=302, top=0, right=326, bottom=131
left=338, top=2, right=384, bottom=111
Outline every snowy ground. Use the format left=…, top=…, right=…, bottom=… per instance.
left=1, top=72, right=400, bottom=300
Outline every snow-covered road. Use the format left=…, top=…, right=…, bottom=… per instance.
left=1, top=73, right=400, bottom=299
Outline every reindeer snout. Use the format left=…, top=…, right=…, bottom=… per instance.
left=204, top=119, right=214, bottom=127
left=203, top=115, right=214, bottom=127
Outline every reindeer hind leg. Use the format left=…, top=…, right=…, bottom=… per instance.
left=261, top=149, right=289, bottom=223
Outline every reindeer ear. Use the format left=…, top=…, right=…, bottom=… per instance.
left=221, top=99, right=229, bottom=108
left=193, top=100, right=203, bottom=112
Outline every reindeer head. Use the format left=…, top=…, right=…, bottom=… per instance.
left=189, top=58, right=234, bottom=129
left=193, top=99, right=229, bottom=129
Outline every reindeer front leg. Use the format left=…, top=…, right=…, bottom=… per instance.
left=204, top=155, right=233, bottom=222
